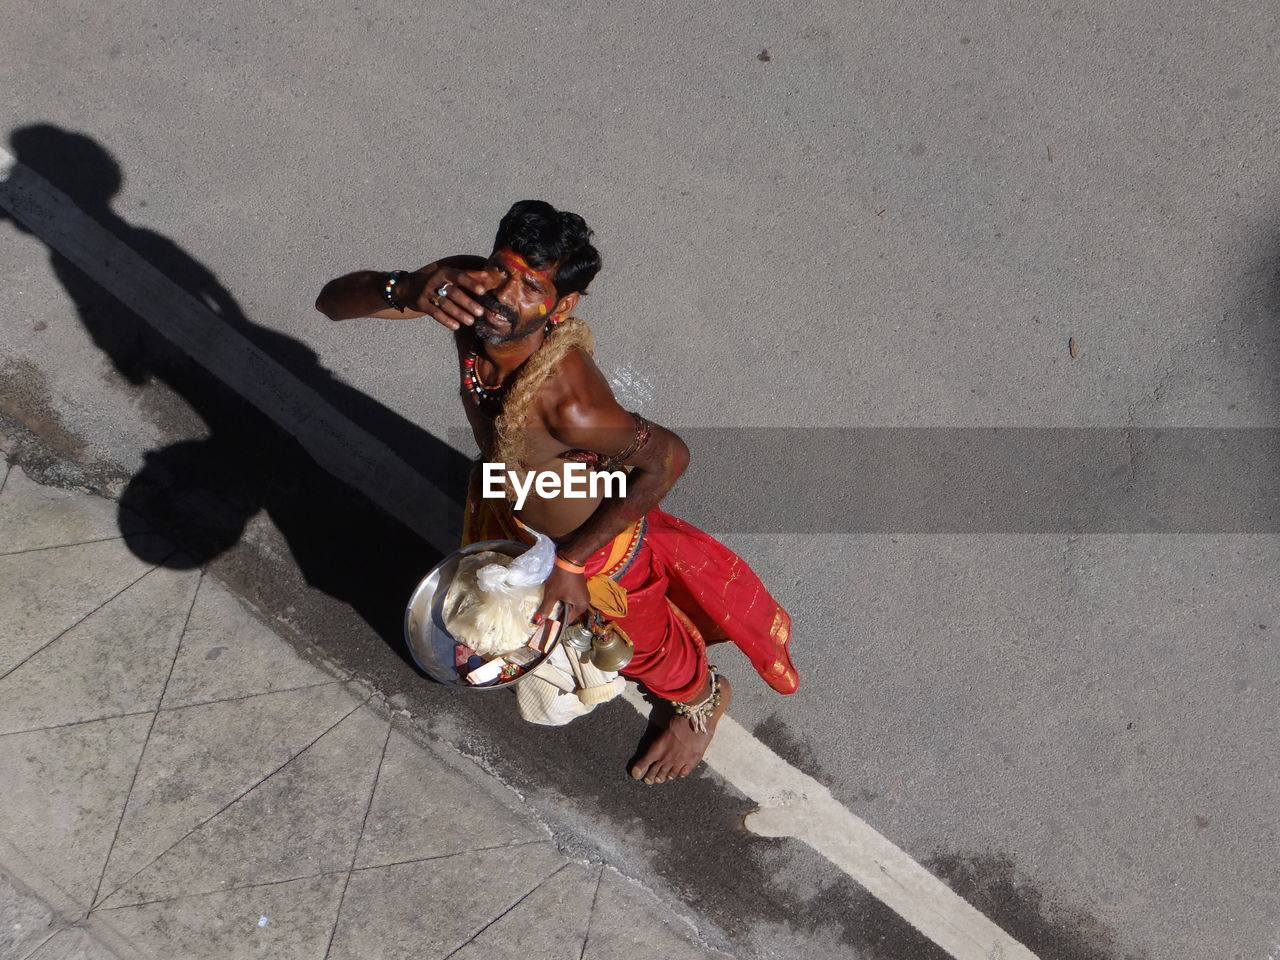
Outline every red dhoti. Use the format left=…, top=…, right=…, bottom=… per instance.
left=461, top=471, right=798, bottom=701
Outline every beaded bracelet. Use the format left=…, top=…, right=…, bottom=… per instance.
left=383, top=270, right=409, bottom=312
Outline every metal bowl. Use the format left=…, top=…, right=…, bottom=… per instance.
left=403, top=540, right=562, bottom=689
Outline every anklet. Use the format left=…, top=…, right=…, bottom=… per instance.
left=673, top=667, right=721, bottom=735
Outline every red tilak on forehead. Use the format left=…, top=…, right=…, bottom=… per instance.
left=495, top=249, right=557, bottom=311
left=496, top=249, right=556, bottom=285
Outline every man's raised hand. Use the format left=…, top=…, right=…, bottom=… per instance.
left=406, top=264, right=489, bottom=331
left=315, top=255, right=492, bottom=324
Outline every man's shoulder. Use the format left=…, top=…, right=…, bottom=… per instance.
left=539, top=345, right=624, bottom=429
left=554, top=342, right=602, bottom=383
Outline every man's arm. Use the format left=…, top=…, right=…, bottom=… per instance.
left=554, top=412, right=689, bottom=562
left=314, top=255, right=489, bottom=329
left=532, top=392, right=690, bottom=623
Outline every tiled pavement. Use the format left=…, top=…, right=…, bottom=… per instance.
left=0, top=452, right=730, bottom=960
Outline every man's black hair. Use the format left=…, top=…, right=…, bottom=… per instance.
left=493, top=200, right=602, bottom=297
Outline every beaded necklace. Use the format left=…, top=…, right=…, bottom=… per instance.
left=461, top=351, right=500, bottom=392
left=461, top=350, right=509, bottom=417
left=461, top=318, right=562, bottom=411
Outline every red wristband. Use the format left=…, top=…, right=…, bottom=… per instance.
left=555, top=552, right=586, bottom=575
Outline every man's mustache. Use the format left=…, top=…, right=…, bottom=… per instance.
left=475, top=293, right=518, bottom=325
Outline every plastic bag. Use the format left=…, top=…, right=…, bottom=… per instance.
left=443, top=534, right=556, bottom=657
left=477, top=530, right=555, bottom=591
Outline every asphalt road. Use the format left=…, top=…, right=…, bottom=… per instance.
left=3, top=2, right=1279, bottom=958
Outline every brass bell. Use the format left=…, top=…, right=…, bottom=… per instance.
left=586, top=622, right=634, bottom=672
left=560, top=622, right=595, bottom=654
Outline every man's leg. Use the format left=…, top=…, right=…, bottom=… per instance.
left=610, top=574, right=730, bottom=785
left=645, top=509, right=800, bottom=695
left=629, top=668, right=732, bottom=785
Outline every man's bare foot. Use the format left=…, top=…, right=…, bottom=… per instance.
left=630, top=676, right=732, bottom=784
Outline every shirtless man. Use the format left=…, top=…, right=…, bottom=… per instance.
left=316, top=201, right=797, bottom=784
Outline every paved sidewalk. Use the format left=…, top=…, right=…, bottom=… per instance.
left=0, top=451, right=729, bottom=960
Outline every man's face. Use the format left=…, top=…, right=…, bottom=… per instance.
left=472, top=248, right=560, bottom=344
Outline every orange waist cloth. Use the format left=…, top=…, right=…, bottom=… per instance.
left=461, top=466, right=798, bottom=700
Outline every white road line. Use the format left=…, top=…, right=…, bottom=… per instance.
left=2, top=151, right=1039, bottom=960
left=623, top=686, right=1039, bottom=960
left=0, top=150, right=459, bottom=555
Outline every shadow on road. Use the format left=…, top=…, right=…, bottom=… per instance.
left=1, top=123, right=471, bottom=659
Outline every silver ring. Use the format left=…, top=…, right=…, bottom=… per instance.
left=435, top=282, right=452, bottom=298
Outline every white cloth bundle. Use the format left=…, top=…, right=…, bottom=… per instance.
left=515, top=642, right=625, bottom=726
